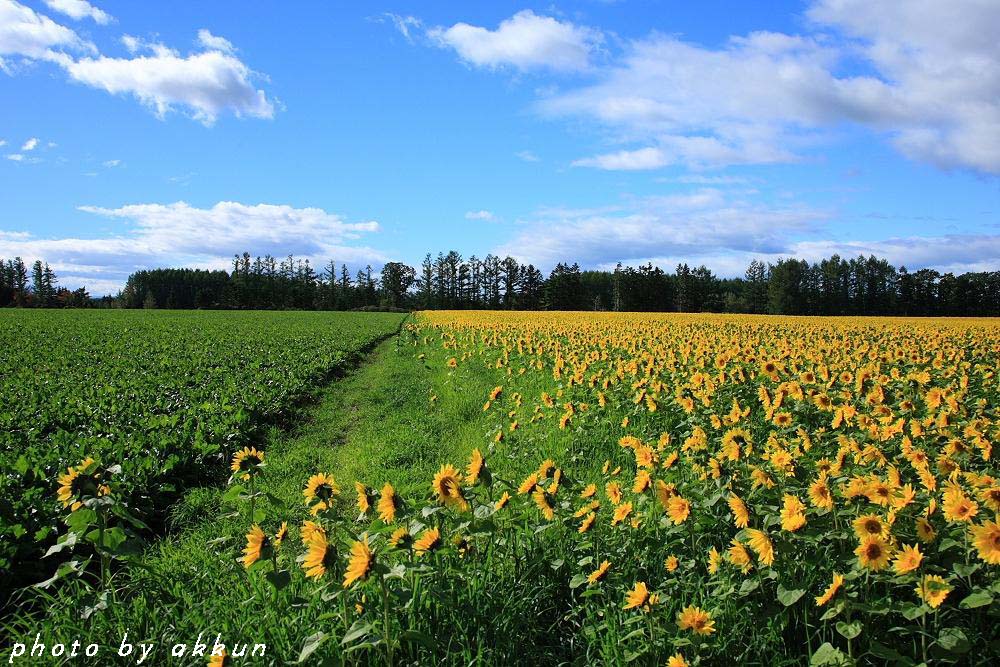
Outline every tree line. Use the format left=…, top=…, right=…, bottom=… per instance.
left=3, top=251, right=999, bottom=316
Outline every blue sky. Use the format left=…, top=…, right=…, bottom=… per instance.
left=1, top=0, right=998, bottom=295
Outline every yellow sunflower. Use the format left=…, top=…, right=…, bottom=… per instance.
left=780, top=494, right=807, bottom=532
left=915, top=574, right=951, bottom=608
left=667, top=496, right=691, bottom=525
left=494, top=491, right=511, bottom=510
left=746, top=529, right=775, bottom=566
left=969, top=519, right=1000, bottom=564
left=302, top=532, right=334, bottom=580
left=413, top=526, right=441, bottom=555
left=815, top=573, right=843, bottom=606
left=389, top=526, right=412, bottom=550
left=892, top=543, right=923, bottom=575
left=377, top=483, right=398, bottom=523
left=611, top=501, right=633, bottom=526
left=303, top=473, right=339, bottom=515
left=852, top=513, right=888, bottom=540
left=677, top=605, right=715, bottom=635
left=207, top=651, right=232, bottom=667
left=230, top=447, right=264, bottom=481
left=466, top=448, right=484, bottom=485
left=855, top=535, right=893, bottom=571
left=343, top=536, right=373, bottom=588
left=242, top=524, right=271, bottom=568
left=579, top=512, right=597, bottom=534
left=623, top=582, right=658, bottom=611
left=533, top=487, right=555, bottom=520
left=587, top=560, right=611, bottom=585
left=728, top=494, right=750, bottom=528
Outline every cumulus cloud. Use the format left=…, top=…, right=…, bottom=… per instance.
left=428, top=10, right=602, bottom=72
left=196, top=29, right=234, bottom=54
left=465, top=210, right=496, bottom=221
left=496, top=188, right=827, bottom=269
left=538, top=0, right=1000, bottom=173
left=0, top=0, right=94, bottom=65
left=65, top=48, right=275, bottom=124
left=0, top=202, right=386, bottom=294
left=43, top=0, right=111, bottom=25
left=20, top=136, right=37, bottom=150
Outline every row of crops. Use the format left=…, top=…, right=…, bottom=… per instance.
left=0, top=309, right=405, bottom=590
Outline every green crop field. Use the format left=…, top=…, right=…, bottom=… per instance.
left=2, top=310, right=999, bottom=666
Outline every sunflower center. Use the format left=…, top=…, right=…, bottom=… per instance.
left=865, top=544, right=882, bottom=559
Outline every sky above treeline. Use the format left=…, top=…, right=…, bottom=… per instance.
left=1, top=0, right=998, bottom=295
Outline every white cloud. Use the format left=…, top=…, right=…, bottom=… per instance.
left=64, top=48, right=275, bottom=124
left=196, top=29, right=234, bottom=54
left=43, top=0, right=111, bottom=25
left=428, top=10, right=602, bottom=72
left=538, top=0, right=1000, bottom=173
left=572, top=146, right=667, bottom=170
left=6, top=152, right=23, bottom=161
left=0, top=0, right=94, bottom=64
left=382, top=13, right=421, bottom=43
left=102, top=158, right=119, bottom=167
left=515, top=150, right=540, bottom=162
left=0, top=201, right=387, bottom=294
left=497, top=188, right=827, bottom=269
left=20, top=136, right=37, bottom=150
left=465, top=210, right=496, bottom=221
left=0, top=139, right=5, bottom=146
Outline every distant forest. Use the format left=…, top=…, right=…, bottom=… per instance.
left=2, top=251, right=999, bottom=316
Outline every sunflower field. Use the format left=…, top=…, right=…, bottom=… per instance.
left=7, top=311, right=1000, bottom=665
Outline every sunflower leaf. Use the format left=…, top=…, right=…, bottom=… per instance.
left=297, top=631, right=326, bottom=663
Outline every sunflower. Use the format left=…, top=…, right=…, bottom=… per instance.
left=466, top=448, right=484, bottom=484
left=580, top=483, right=597, bottom=498
left=969, top=519, right=1000, bottom=564
left=693, top=545, right=714, bottom=575
left=230, top=447, right=264, bottom=481
left=611, top=501, right=633, bottom=526
left=915, top=517, right=937, bottom=543
left=242, top=524, right=271, bottom=568
left=579, top=512, right=597, bottom=534
left=432, top=464, right=468, bottom=511
left=808, top=477, right=834, bottom=510
left=855, top=535, right=893, bottom=571
left=780, top=494, right=807, bottom=532
left=667, top=495, right=691, bottom=525
left=207, top=651, right=232, bottom=667
left=377, top=483, right=399, bottom=523
left=722, top=428, right=751, bottom=461
left=300, top=520, right=326, bottom=545
left=302, top=532, right=335, bottom=580
left=623, top=581, right=657, bottom=611
left=746, top=529, right=775, bottom=566
left=852, top=514, right=888, bottom=540
left=494, top=491, right=511, bottom=510
left=587, top=560, right=611, bottom=584
left=533, top=487, right=555, bottom=520
left=981, top=486, right=1000, bottom=512
left=892, top=543, right=923, bottom=574
left=605, top=481, right=623, bottom=505
left=274, top=522, right=288, bottom=547
left=655, top=480, right=677, bottom=509
left=389, top=526, right=412, bottom=550
left=303, top=473, right=339, bottom=515
left=728, top=540, right=753, bottom=573
left=632, top=469, right=651, bottom=493
left=343, top=536, right=373, bottom=588
left=815, top=573, right=843, bottom=606
left=517, top=472, right=539, bottom=495
left=56, top=457, right=105, bottom=511
left=915, top=574, right=951, bottom=608
left=677, top=606, right=715, bottom=635
left=728, top=494, right=750, bottom=528
left=355, top=482, right=377, bottom=515
left=942, top=492, right=978, bottom=523
left=413, top=526, right=441, bottom=555
left=772, top=412, right=793, bottom=428
left=667, top=654, right=688, bottom=667
left=665, top=555, right=679, bottom=572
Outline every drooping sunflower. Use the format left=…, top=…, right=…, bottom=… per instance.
left=518, top=472, right=540, bottom=495
left=431, top=464, right=469, bottom=512
left=579, top=511, right=597, bottom=534
left=533, top=487, right=555, bottom=520
left=632, top=469, right=651, bottom=493
left=274, top=522, right=288, bottom=548
left=611, top=501, right=633, bottom=526
left=302, top=532, right=335, bottom=580
left=815, top=573, right=844, bottom=606
left=808, top=477, right=834, bottom=510
left=855, top=535, right=893, bottom=571
left=745, top=529, right=775, bottom=566
left=892, top=543, right=923, bottom=574
left=707, top=547, right=722, bottom=575
left=728, top=494, right=750, bottom=528
left=494, top=491, right=511, bottom=510
left=969, top=519, right=1000, bottom=564
left=303, top=473, right=339, bottom=515
left=728, top=539, right=753, bottom=573
left=207, top=651, right=233, bottom=667
left=623, top=581, right=657, bottom=611
left=413, top=526, right=441, bottom=555
left=230, top=447, right=264, bottom=481
left=300, top=520, right=326, bottom=546
left=677, top=605, right=715, bottom=635
left=915, top=517, right=937, bottom=543
left=587, top=560, right=611, bottom=585
left=377, top=482, right=399, bottom=523
left=981, top=486, right=1000, bottom=512
left=721, top=428, right=751, bottom=461
left=466, top=448, right=484, bottom=485
left=666, top=495, right=691, bottom=525
left=355, top=482, right=376, bottom=515
left=389, top=526, right=412, bottom=550
left=914, top=574, right=951, bottom=608
left=242, top=524, right=271, bottom=568
left=779, top=494, right=807, bottom=532
left=343, top=536, right=373, bottom=588
left=580, top=483, right=597, bottom=499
